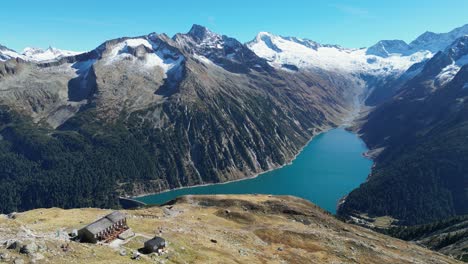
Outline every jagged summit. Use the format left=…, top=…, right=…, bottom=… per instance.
left=254, top=31, right=277, bottom=41
left=366, top=40, right=411, bottom=57
left=187, top=24, right=219, bottom=41
left=172, top=24, right=271, bottom=73
left=251, top=32, right=284, bottom=53
left=446, top=35, right=468, bottom=58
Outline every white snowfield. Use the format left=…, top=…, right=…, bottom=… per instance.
left=247, top=32, right=433, bottom=76
left=0, top=46, right=82, bottom=62
left=104, top=37, right=185, bottom=77
left=22, top=47, right=82, bottom=62
left=0, top=47, right=22, bottom=61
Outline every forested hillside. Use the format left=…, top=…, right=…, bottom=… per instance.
left=338, top=39, right=468, bottom=225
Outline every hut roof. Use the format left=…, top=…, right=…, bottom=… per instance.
left=106, top=211, right=126, bottom=223
left=81, top=211, right=126, bottom=235
left=85, top=218, right=114, bottom=235
left=145, top=236, right=166, bottom=248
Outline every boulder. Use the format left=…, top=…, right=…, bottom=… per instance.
left=20, top=241, right=38, bottom=255
left=6, top=240, right=20, bottom=250
left=131, top=251, right=141, bottom=260
left=0, top=252, right=11, bottom=261
left=13, top=258, right=24, bottom=264
left=8, top=212, right=17, bottom=219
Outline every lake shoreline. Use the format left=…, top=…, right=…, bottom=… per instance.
left=133, top=104, right=374, bottom=213
left=131, top=126, right=333, bottom=200
left=133, top=127, right=372, bottom=214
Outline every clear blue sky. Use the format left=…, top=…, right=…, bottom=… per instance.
left=2, top=0, right=468, bottom=52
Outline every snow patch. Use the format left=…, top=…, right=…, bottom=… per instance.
left=435, top=54, right=468, bottom=86
left=436, top=63, right=461, bottom=86
left=194, top=54, right=217, bottom=66
left=105, top=37, right=185, bottom=78
left=72, top=59, right=96, bottom=75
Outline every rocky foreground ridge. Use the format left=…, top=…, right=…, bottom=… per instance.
left=0, top=195, right=461, bottom=264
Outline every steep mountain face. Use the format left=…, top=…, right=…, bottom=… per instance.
left=338, top=36, right=468, bottom=225
left=0, top=195, right=462, bottom=264
left=0, top=25, right=354, bottom=213
left=364, top=24, right=468, bottom=105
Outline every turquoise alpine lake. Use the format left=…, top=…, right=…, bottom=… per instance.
left=136, top=128, right=372, bottom=214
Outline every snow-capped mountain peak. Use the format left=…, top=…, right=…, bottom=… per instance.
left=0, top=44, right=21, bottom=61
left=434, top=35, right=468, bottom=86
left=409, top=24, right=468, bottom=53
left=183, top=24, right=228, bottom=53
left=247, top=31, right=431, bottom=76
left=21, top=46, right=82, bottom=62
left=173, top=25, right=269, bottom=73
left=187, top=24, right=220, bottom=42
left=102, top=35, right=185, bottom=76
left=366, top=25, right=468, bottom=60
left=366, top=40, right=411, bottom=57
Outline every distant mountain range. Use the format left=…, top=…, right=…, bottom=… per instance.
left=1, top=23, right=467, bottom=237
left=367, top=24, right=468, bottom=57
left=0, top=45, right=80, bottom=62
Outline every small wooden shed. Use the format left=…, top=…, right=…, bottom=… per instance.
left=144, top=236, right=166, bottom=253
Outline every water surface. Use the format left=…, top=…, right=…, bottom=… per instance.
left=136, top=128, right=372, bottom=213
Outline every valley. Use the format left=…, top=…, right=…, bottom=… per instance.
left=1, top=21, right=468, bottom=263
left=136, top=128, right=372, bottom=214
